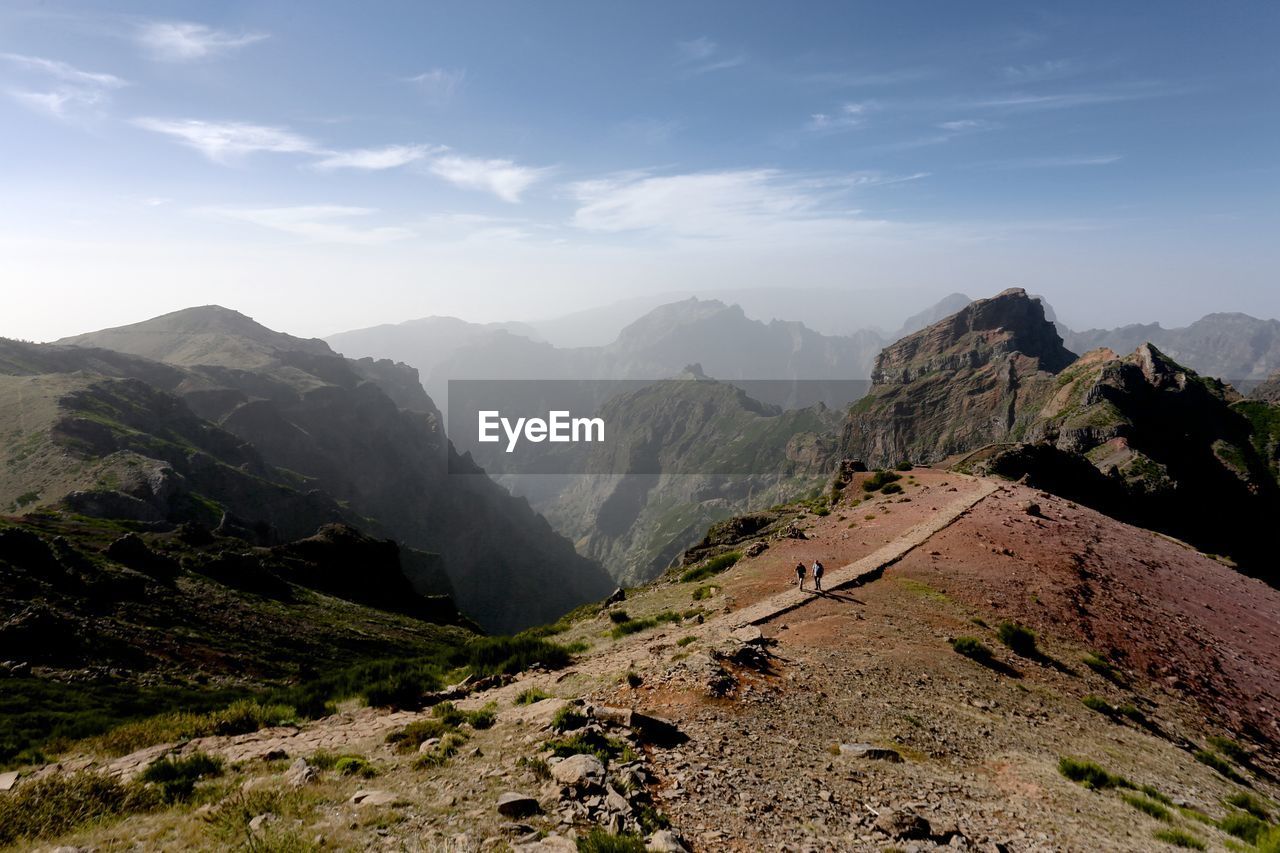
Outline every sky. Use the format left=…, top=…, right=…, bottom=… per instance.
left=1, top=0, right=1278, bottom=341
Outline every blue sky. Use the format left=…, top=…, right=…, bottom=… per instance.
left=1, top=1, right=1277, bottom=340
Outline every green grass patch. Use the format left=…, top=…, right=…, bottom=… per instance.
left=545, top=730, right=638, bottom=767
left=1122, top=792, right=1172, bottom=822
left=139, top=751, right=224, bottom=803
left=1058, top=756, right=1133, bottom=790
left=996, top=621, right=1038, bottom=656
left=951, top=636, right=994, bottom=664
left=1208, top=736, right=1252, bottom=766
left=691, top=584, right=718, bottom=601
left=862, top=470, right=902, bottom=492
left=385, top=719, right=451, bottom=752
left=1219, top=812, right=1269, bottom=844
left=610, top=610, right=682, bottom=639
left=1153, top=828, right=1205, bottom=849
left=1082, top=695, right=1115, bottom=715
left=1257, top=826, right=1280, bottom=853
left=515, top=688, right=551, bottom=706
left=1194, top=749, right=1247, bottom=784
left=1082, top=652, right=1125, bottom=684
left=1140, top=785, right=1172, bottom=805
left=334, top=755, right=378, bottom=778
left=676, top=635, right=697, bottom=647
left=1225, top=791, right=1271, bottom=821
left=679, top=551, right=743, bottom=583
left=551, top=706, right=589, bottom=732
left=85, top=700, right=296, bottom=758
left=0, top=771, right=159, bottom=846
left=576, top=827, right=648, bottom=852
left=414, top=732, right=468, bottom=769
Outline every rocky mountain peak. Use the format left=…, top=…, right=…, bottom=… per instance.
left=872, top=287, right=1075, bottom=385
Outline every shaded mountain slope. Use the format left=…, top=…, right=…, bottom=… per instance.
left=544, top=372, right=842, bottom=584
left=34, top=308, right=616, bottom=632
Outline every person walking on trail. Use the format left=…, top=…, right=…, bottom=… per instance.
left=812, top=559, right=825, bottom=592
left=794, top=562, right=806, bottom=589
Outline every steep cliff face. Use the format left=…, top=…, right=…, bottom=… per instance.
left=840, top=289, right=1073, bottom=466
left=38, top=308, right=616, bottom=632
left=838, top=292, right=1280, bottom=577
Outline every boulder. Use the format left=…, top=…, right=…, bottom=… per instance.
left=349, top=789, right=399, bottom=806
left=283, top=758, right=316, bottom=787
left=496, top=791, right=541, bottom=818
left=0, top=770, right=18, bottom=791
left=550, top=753, right=605, bottom=789
left=646, top=830, right=690, bottom=852
left=605, top=784, right=631, bottom=814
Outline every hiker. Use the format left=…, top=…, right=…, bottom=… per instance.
left=812, top=559, right=825, bottom=592
left=794, top=562, right=806, bottom=589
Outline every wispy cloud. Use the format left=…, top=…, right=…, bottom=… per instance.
left=1, top=52, right=126, bottom=118
left=675, top=37, right=745, bottom=74
left=938, top=119, right=996, bottom=132
left=199, top=205, right=412, bottom=244
left=137, top=21, right=268, bottom=62
left=807, top=102, right=871, bottom=132
left=1002, top=59, right=1076, bottom=82
left=570, top=168, right=922, bottom=241
left=427, top=155, right=549, bottom=202
left=312, top=144, right=442, bottom=171
left=134, top=114, right=546, bottom=199
left=971, top=85, right=1174, bottom=111
left=985, top=154, right=1123, bottom=169
left=403, top=68, right=465, bottom=100
left=132, top=118, right=317, bottom=163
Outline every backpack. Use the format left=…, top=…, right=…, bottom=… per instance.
left=813, top=561, right=824, bottom=577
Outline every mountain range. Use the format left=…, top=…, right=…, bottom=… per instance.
left=4, top=307, right=614, bottom=634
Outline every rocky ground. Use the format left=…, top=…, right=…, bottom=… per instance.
left=7, top=469, right=1279, bottom=851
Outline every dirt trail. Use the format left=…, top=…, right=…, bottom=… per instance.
left=719, top=478, right=1001, bottom=629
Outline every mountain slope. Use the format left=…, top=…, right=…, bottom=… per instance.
left=19, top=469, right=1279, bottom=851
left=1062, top=311, right=1280, bottom=383
left=334, top=298, right=885, bottom=418
left=543, top=372, right=843, bottom=583
left=40, top=308, right=616, bottom=632
left=840, top=288, right=1075, bottom=465
left=838, top=289, right=1280, bottom=576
